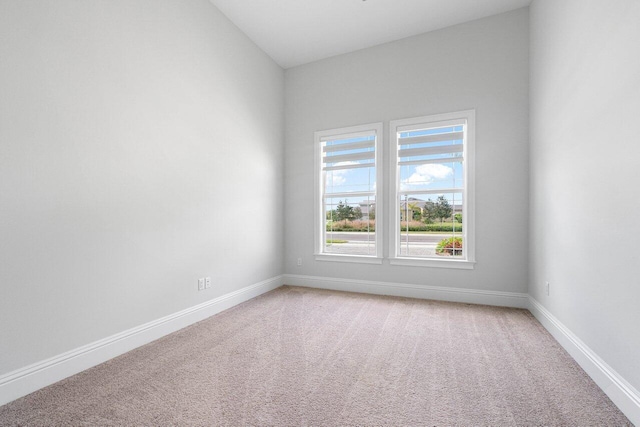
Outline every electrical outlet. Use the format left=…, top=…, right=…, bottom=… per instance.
left=297, top=257, right=302, bottom=266
left=545, top=281, right=550, bottom=296
left=205, top=277, right=211, bottom=289
left=198, top=278, right=205, bottom=291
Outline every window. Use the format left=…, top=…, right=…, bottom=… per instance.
left=314, top=123, right=383, bottom=263
left=389, top=110, right=475, bottom=269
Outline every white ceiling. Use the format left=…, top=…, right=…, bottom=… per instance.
left=209, top=0, right=531, bottom=69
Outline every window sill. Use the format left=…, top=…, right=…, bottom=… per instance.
left=315, top=254, right=383, bottom=265
left=389, top=257, right=475, bottom=270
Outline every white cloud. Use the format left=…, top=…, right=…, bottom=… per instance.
left=326, top=161, right=358, bottom=186
left=328, top=174, right=346, bottom=186
left=402, top=164, right=453, bottom=187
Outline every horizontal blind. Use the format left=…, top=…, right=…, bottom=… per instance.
left=397, top=124, right=464, bottom=167
left=322, top=132, right=376, bottom=171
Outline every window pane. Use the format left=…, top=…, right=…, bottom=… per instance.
left=399, top=161, right=462, bottom=192
left=325, top=166, right=376, bottom=194
left=391, top=112, right=473, bottom=264
left=323, top=134, right=376, bottom=195
left=316, top=123, right=381, bottom=260
left=398, top=193, right=463, bottom=258
left=325, top=196, right=376, bottom=256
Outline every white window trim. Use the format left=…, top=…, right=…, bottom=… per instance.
left=314, top=253, right=383, bottom=264
left=388, top=110, right=476, bottom=269
left=314, top=122, right=384, bottom=263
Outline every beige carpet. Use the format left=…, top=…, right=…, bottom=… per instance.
left=0, top=286, right=632, bottom=426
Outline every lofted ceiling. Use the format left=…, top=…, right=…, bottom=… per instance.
left=209, top=0, right=531, bottom=69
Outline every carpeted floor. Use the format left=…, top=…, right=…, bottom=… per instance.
left=0, top=286, right=632, bottom=426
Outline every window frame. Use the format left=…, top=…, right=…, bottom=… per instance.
left=314, top=122, right=384, bottom=264
left=388, top=110, right=476, bottom=269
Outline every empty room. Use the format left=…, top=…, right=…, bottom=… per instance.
left=1, top=0, right=638, bottom=425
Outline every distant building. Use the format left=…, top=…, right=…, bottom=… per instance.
left=359, top=197, right=462, bottom=222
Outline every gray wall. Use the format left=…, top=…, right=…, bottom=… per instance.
left=529, top=0, right=640, bottom=391
left=0, top=0, right=284, bottom=375
left=284, top=9, right=529, bottom=293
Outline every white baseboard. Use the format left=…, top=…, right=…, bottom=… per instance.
left=528, top=296, right=640, bottom=426
left=0, top=275, right=283, bottom=407
left=283, top=274, right=529, bottom=308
